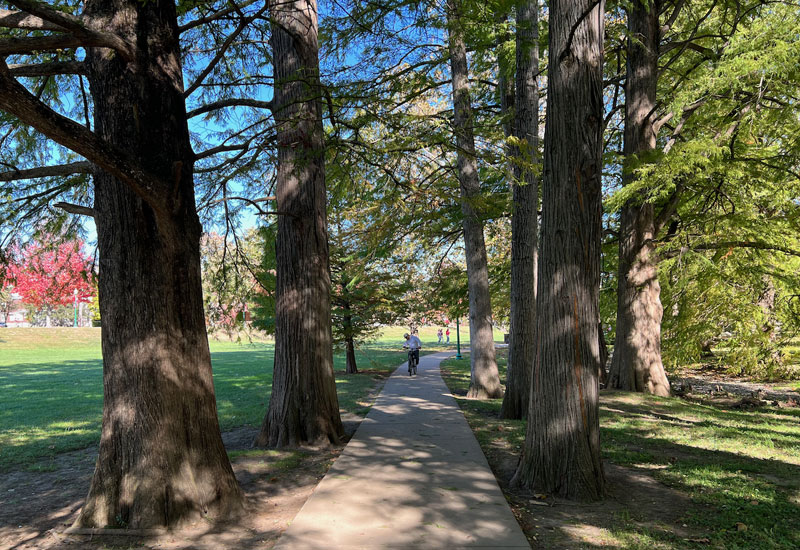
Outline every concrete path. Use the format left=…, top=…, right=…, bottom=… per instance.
left=274, top=351, right=530, bottom=549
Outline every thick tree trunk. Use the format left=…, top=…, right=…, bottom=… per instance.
left=512, top=0, right=606, bottom=500
left=446, top=0, right=502, bottom=399
left=608, top=0, right=671, bottom=397
left=254, top=0, right=343, bottom=448
left=77, top=0, right=243, bottom=528
left=501, top=0, right=539, bottom=420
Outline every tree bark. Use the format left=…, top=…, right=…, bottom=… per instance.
left=345, top=337, right=358, bottom=374
left=75, top=0, right=243, bottom=528
left=343, top=309, right=358, bottom=374
left=512, top=0, right=606, bottom=500
left=446, top=0, right=502, bottom=399
left=501, top=0, right=539, bottom=420
left=254, top=0, right=343, bottom=448
left=608, top=0, right=671, bottom=397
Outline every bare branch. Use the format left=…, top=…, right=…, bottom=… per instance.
left=178, top=0, right=259, bottom=33
left=4, top=0, right=135, bottom=60
left=187, top=98, right=272, bottom=119
left=0, top=35, right=85, bottom=56
left=184, top=5, right=268, bottom=97
left=0, top=160, right=92, bottom=181
left=0, top=9, right=64, bottom=30
left=53, top=201, right=95, bottom=217
left=8, top=60, right=86, bottom=77
left=195, top=141, right=250, bottom=160
left=662, top=241, right=800, bottom=259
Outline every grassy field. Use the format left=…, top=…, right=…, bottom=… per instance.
left=0, top=326, right=466, bottom=471
left=440, top=354, right=800, bottom=550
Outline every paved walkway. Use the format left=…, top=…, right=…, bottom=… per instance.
left=275, top=351, right=530, bottom=549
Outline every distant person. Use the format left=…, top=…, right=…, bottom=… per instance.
left=437, top=328, right=443, bottom=343
left=403, top=332, right=422, bottom=375
left=445, top=327, right=450, bottom=343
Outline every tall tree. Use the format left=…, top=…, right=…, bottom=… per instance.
left=0, top=0, right=244, bottom=528
left=445, top=0, right=502, bottom=399
left=253, top=0, right=343, bottom=448
left=607, top=0, right=671, bottom=396
left=501, top=0, right=540, bottom=419
left=512, top=0, right=606, bottom=499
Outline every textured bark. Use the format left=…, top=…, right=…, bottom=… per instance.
left=75, top=0, right=243, bottom=528
left=501, top=0, right=539, bottom=420
left=608, top=0, right=671, bottom=397
left=446, top=0, right=502, bottom=399
left=344, top=312, right=358, bottom=374
left=512, top=0, right=606, bottom=500
left=254, top=0, right=343, bottom=448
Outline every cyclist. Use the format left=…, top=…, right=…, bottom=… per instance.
left=403, top=332, right=422, bottom=375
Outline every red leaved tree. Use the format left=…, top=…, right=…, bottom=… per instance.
left=6, top=239, right=95, bottom=326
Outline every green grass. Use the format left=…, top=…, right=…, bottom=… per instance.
left=440, top=354, right=800, bottom=550
left=0, top=327, right=424, bottom=471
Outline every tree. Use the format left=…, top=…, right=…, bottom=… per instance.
left=0, top=0, right=243, bottom=528
left=607, top=0, right=671, bottom=396
left=200, top=230, right=261, bottom=336
left=445, top=0, right=502, bottom=399
left=512, top=0, right=606, bottom=499
left=501, top=0, right=540, bottom=419
left=253, top=0, right=343, bottom=448
left=5, top=238, right=94, bottom=326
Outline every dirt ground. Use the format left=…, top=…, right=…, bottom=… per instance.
left=0, top=415, right=363, bottom=550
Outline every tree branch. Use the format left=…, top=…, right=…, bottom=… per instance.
left=0, top=9, right=64, bottom=30
left=184, top=5, right=267, bottom=97
left=195, top=141, right=250, bottom=160
left=0, top=35, right=85, bottom=56
left=0, top=60, right=165, bottom=213
left=662, top=241, right=800, bottom=259
left=8, top=60, right=86, bottom=77
left=178, top=0, right=259, bottom=33
left=0, top=160, right=92, bottom=181
left=187, top=98, right=272, bottom=119
left=4, top=0, right=135, bottom=61
left=53, top=201, right=95, bottom=217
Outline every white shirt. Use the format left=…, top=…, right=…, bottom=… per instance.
left=405, top=335, right=422, bottom=350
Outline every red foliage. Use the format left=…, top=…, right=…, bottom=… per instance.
left=5, top=239, right=95, bottom=309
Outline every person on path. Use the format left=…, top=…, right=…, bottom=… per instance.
left=437, top=328, right=443, bottom=343
left=446, top=327, right=450, bottom=343
left=403, top=332, right=422, bottom=374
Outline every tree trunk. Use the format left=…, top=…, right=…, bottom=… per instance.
left=344, top=312, right=358, bottom=374
left=446, top=0, right=502, bottom=399
left=77, top=0, right=243, bottom=528
left=608, top=0, right=671, bottom=397
left=345, top=337, right=358, bottom=374
left=501, top=0, right=539, bottom=420
left=512, top=0, right=606, bottom=500
left=254, top=0, right=343, bottom=448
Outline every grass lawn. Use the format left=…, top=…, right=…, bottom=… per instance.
left=440, top=353, right=800, bottom=550
left=0, top=326, right=449, bottom=471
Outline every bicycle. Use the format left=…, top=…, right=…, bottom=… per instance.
left=404, top=346, right=419, bottom=376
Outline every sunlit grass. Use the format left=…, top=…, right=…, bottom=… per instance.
left=0, top=327, right=421, bottom=471
left=440, top=354, right=800, bottom=550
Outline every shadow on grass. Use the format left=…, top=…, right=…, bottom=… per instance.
left=1, top=342, right=409, bottom=471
